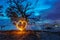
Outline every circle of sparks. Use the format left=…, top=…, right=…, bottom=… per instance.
left=16, top=18, right=27, bottom=31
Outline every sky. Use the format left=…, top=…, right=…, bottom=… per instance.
left=0, top=0, right=8, bottom=16
left=0, top=0, right=58, bottom=19
left=0, top=0, right=60, bottom=30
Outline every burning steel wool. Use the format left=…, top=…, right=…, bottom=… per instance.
left=15, top=18, right=31, bottom=36
left=16, top=18, right=27, bottom=31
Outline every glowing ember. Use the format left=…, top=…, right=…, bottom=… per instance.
left=15, top=31, right=30, bottom=35
left=16, top=18, right=27, bottom=31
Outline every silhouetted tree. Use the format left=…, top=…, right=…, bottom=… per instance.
left=0, top=5, right=3, bottom=10
left=6, top=0, right=40, bottom=25
left=0, top=5, right=4, bottom=16
left=0, top=26, right=6, bottom=30
left=0, top=5, right=5, bottom=30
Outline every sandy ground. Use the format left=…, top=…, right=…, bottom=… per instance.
left=0, top=30, right=60, bottom=40
left=0, top=30, right=40, bottom=40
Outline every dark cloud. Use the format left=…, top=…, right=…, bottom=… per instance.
left=42, top=1, right=60, bottom=20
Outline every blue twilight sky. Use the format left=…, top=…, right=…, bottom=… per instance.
left=0, top=0, right=58, bottom=19
left=0, top=0, right=60, bottom=30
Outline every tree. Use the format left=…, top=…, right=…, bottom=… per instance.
left=0, top=5, right=4, bottom=16
left=6, top=0, right=40, bottom=25
left=0, top=5, right=5, bottom=30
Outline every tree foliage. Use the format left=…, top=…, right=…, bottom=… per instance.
left=6, top=0, right=40, bottom=24
left=0, top=5, right=4, bottom=16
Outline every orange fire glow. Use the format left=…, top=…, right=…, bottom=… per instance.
left=16, top=18, right=27, bottom=31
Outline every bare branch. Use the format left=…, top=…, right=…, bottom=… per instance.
left=24, top=2, right=32, bottom=12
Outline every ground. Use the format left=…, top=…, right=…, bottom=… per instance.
left=0, top=30, right=60, bottom=40
left=0, top=30, right=40, bottom=40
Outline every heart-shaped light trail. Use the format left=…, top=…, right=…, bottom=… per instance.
left=16, top=18, right=27, bottom=31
